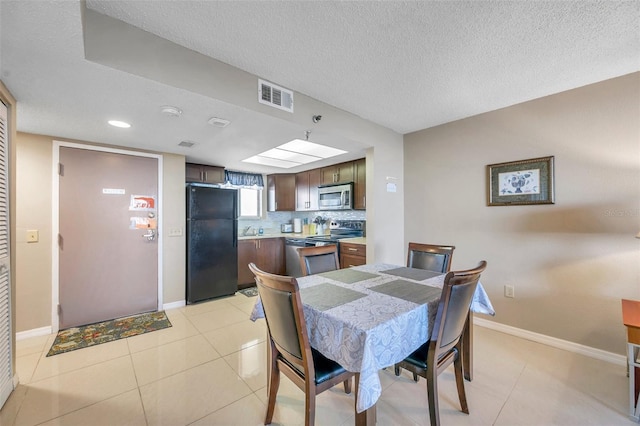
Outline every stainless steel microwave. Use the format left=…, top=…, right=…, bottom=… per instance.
left=318, top=183, right=353, bottom=210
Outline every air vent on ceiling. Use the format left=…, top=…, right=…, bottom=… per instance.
left=258, top=79, right=294, bottom=113
left=178, top=140, right=196, bottom=148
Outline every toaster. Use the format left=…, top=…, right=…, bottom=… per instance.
left=281, top=223, right=293, bottom=233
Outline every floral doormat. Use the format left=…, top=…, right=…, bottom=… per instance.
left=238, top=287, right=258, bottom=297
left=47, top=311, right=172, bottom=357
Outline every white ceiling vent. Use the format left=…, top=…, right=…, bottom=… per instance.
left=178, top=140, right=196, bottom=148
left=258, top=79, right=294, bottom=113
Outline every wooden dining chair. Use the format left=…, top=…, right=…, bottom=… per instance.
left=298, top=245, right=340, bottom=276
left=407, top=242, right=456, bottom=273
left=394, top=261, right=487, bottom=426
left=248, top=263, right=354, bottom=426
left=397, top=243, right=457, bottom=381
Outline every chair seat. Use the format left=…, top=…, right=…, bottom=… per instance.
left=403, top=342, right=458, bottom=369
left=282, top=348, right=349, bottom=385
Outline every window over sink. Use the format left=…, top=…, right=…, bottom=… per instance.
left=239, top=187, right=262, bottom=218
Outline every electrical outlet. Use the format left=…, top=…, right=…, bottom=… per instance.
left=504, top=285, right=515, bottom=298
left=26, top=229, right=39, bottom=243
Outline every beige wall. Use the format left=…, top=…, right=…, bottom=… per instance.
left=404, top=72, right=640, bottom=354
left=161, top=154, right=187, bottom=303
left=15, top=134, right=52, bottom=332
left=15, top=133, right=186, bottom=333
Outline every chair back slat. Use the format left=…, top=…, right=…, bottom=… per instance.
left=439, top=281, right=477, bottom=348
left=257, top=282, right=303, bottom=360
left=249, top=263, right=309, bottom=366
left=407, top=243, right=455, bottom=273
left=410, top=251, right=448, bottom=273
left=432, top=261, right=486, bottom=354
left=298, top=245, right=340, bottom=276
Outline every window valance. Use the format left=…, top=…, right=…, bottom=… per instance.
left=224, top=170, right=264, bottom=189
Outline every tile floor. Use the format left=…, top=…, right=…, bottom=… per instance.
left=1, top=293, right=637, bottom=425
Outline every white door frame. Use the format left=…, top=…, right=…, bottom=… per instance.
left=51, top=141, right=163, bottom=333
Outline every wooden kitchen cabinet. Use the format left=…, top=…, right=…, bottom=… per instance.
left=267, top=174, right=295, bottom=211
left=353, top=158, right=366, bottom=210
left=295, top=169, right=321, bottom=211
left=340, top=242, right=366, bottom=268
left=321, top=161, right=354, bottom=185
left=237, top=240, right=259, bottom=286
left=259, top=238, right=285, bottom=275
left=186, top=163, right=225, bottom=184
left=238, top=238, right=285, bottom=286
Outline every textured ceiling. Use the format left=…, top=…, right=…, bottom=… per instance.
left=1, top=0, right=639, bottom=173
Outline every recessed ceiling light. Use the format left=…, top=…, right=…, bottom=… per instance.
left=108, top=120, right=131, bottom=128
left=208, top=117, right=231, bottom=127
left=160, top=105, right=182, bottom=117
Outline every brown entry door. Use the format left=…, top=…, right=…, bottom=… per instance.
left=58, top=147, right=158, bottom=329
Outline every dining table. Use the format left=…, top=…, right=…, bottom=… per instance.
left=250, top=263, right=495, bottom=425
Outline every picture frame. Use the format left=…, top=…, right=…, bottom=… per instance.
left=487, top=156, right=554, bottom=206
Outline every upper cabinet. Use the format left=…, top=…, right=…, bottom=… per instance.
left=295, top=169, right=321, bottom=211
left=186, top=163, right=225, bottom=184
left=269, top=158, right=365, bottom=212
left=353, top=158, right=366, bottom=210
left=267, top=174, right=296, bottom=211
left=321, top=162, right=354, bottom=185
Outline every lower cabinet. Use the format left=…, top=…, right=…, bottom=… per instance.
left=339, top=242, right=366, bottom=268
left=238, top=238, right=285, bottom=286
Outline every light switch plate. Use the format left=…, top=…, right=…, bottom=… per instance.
left=168, top=227, right=183, bottom=237
left=504, top=285, right=515, bottom=298
left=26, top=229, right=39, bottom=243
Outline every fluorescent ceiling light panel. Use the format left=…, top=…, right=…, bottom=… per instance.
left=280, top=140, right=346, bottom=158
left=242, top=156, right=300, bottom=168
left=260, top=148, right=319, bottom=164
left=242, top=139, right=348, bottom=169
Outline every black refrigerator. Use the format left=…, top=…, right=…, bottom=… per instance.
left=186, top=184, right=238, bottom=303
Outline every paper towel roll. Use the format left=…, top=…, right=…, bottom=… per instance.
left=293, top=218, right=302, bottom=233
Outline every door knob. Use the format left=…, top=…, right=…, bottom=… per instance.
left=142, top=230, right=157, bottom=241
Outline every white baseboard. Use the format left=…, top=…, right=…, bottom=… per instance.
left=474, top=316, right=626, bottom=366
left=163, top=300, right=185, bottom=310
left=15, top=326, right=52, bottom=341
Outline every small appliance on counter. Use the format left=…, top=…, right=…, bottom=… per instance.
left=293, top=218, right=302, bottom=233
left=281, top=223, right=293, bottom=233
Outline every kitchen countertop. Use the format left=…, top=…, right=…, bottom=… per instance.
left=238, top=232, right=316, bottom=240
left=339, top=237, right=366, bottom=245
left=238, top=234, right=366, bottom=243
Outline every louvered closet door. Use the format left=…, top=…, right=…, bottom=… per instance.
left=0, top=100, right=12, bottom=409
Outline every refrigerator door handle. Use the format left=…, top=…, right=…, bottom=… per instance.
left=233, top=221, right=237, bottom=247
